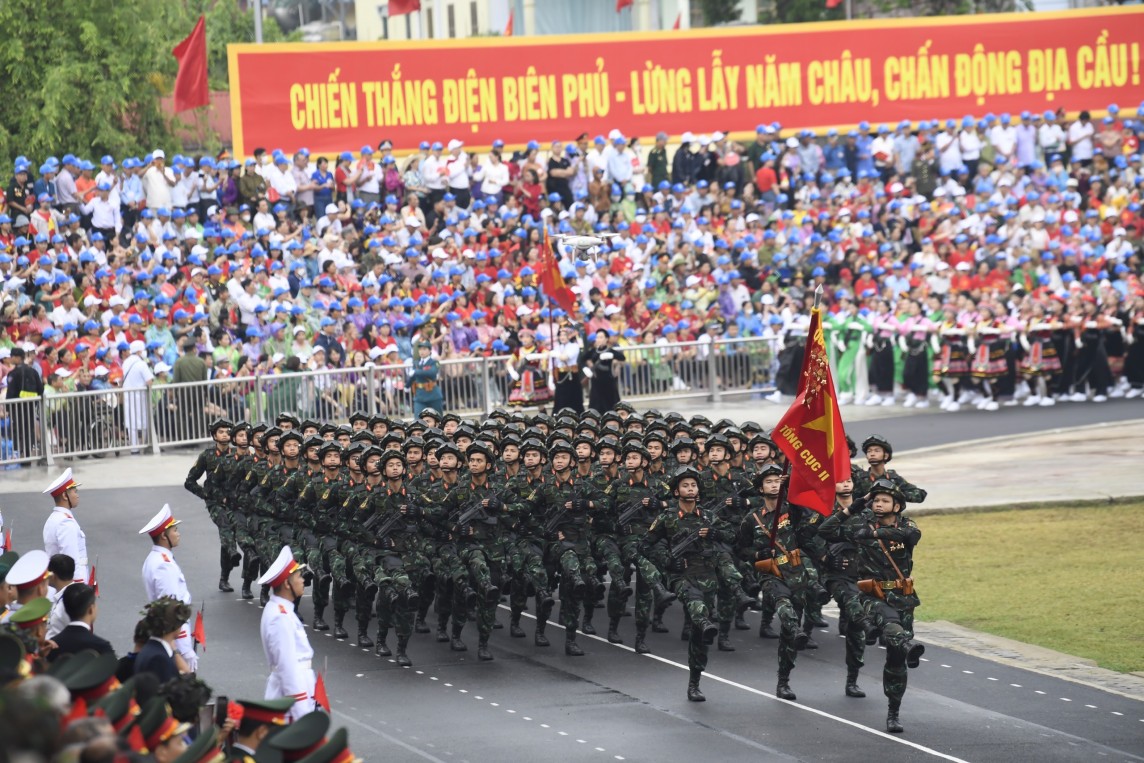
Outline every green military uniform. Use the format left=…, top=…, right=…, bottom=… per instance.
left=819, top=496, right=877, bottom=698
left=698, top=453, right=758, bottom=650
left=503, top=456, right=556, bottom=646
left=294, top=441, right=345, bottom=632
left=184, top=418, right=239, bottom=590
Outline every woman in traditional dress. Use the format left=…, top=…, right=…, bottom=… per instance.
left=1018, top=301, right=1062, bottom=406
left=506, top=329, right=553, bottom=407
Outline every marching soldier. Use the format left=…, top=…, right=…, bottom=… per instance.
left=422, top=442, right=476, bottom=649
left=185, top=419, right=239, bottom=592
left=296, top=441, right=345, bottom=632
left=641, top=467, right=725, bottom=702
left=853, top=435, right=927, bottom=505
left=42, top=468, right=90, bottom=584
left=257, top=546, right=316, bottom=722
left=139, top=503, right=198, bottom=674
left=504, top=439, right=557, bottom=646
left=825, top=478, right=925, bottom=733
left=224, top=422, right=263, bottom=599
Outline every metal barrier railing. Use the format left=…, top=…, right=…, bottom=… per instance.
left=0, top=337, right=775, bottom=466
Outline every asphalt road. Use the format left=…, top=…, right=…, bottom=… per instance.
left=3, top=402, right=1143, bottom=762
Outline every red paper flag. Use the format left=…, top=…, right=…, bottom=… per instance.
left=314, top=673, right=330, bottom=712
left=826, top=0, right=844, bottom=7
left=389, top=0, right=421, bottom=16
left=537, top=228, right=577, bottom=316
left=616, top=0, right=634, bottom=10
left=771, top=306, right=849, bottom=516
left=672, top=12, right=682, bottom=29
left=504, top=9, right=514, bottom=36
left=88, top=564, right=98, bottom=597
left=2, top=528, right=10, bottom=552
left=193, top=610, right=206, bottom=650
left=172, top=15, right=209, bottom=113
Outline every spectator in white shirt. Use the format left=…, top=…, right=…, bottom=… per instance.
left=958, top=119, right=983, bottom=178
left=989, top=114, right=1017, bottom=165
left=1038, top=111, right=1066, bottom=158
left=355, top=147, right=382, bottom=204
left=606, top=136, right=634, bottom=191
left=443, top=139, right=471, bottom=209
left=142, top=150, right=176, bottom=209
left=935, top=121, right=963, bottom=175
left=1067, top=111, right=1095, bottom=165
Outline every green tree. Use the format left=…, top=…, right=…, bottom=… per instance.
left=701, top=0, right=744, bottom=25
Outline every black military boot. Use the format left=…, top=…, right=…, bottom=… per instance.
left=805, top=606, right=829, bottom=629
left=845, top=670, right=866, bottom=698
left=241, top=579, right=254, bottom=600
left=414, top=616, right=430, bottom=634
left=537, top=591, right=555, bottom=624
left=312, top=605, right=330, bottom=632
left=477, top=639, right=494, bottom=661
left=696, top=618, right=718, bottom=645
left=651, top=582, right=677, bottom=608
left=357, top=624, right=374, bottom=648
left=607, top=617, right=623, bottom=644
left=435, top=614, right=450, bottom=643
left=886, top=700, right=904, bottom=733
left=581, top=607, right=597, bottom=636
left=395, top=635, right=412, bottom=667
left=733, top=613, right=750, bottom=631
left=776, top=673, right=796, bottom=701
left=450, top=622, right=467, bottom=652
left=759, top=617, right=779, bottom=639
left=565, top=629, right=585, bottom=656
left=651, top=612, right=669, bottom=633
left=479, top=581, right=500, bottom=605
left=717, top=622, right=735, bottom=652
left=534, top=619, right=550, bottom=647
left=509, top=612, right=526, bottom=638
left=865, top=622, right=883, bottom=645
left=219, top=549, right=234, bottom=592
left=734, top=590, right=755, bottom=616
left=634, top=626, right=650, bottom=654
left=259, top=585, right=270, bottom=607
left=687, top=669, right=705, bottom=702
left=795, top=631, right=809, bottom=650
left=802, top=623, right=819, bottom=650
left=613, top=579, right=631, bottom=603
left=334, top=615, right=349, bottom=640
left=906, top=641, right=926, bottom=669
left=375, top=627, right=391, bottom=657
left=462, top=586, right=480, bottom=609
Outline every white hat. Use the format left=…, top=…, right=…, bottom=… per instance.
left=0, top=348, right=9, bottom=360
left=711, top=131, right=725, bottom=142
left=681, top=131, right=695, bottom=143
left=139, top=503, right=181, bottom=537
left=462, top=249, right=476, bottom=259
left=404, top=216, right=421, bottom=228
left=108, top=295, right=127, bottom=308
left=7, top=549, right=49, bottom=590
left=129, top=339, right=146, bottom=355
left=447, top=139, right=464, bottom=151
left=271, top=353, right=285, bottom=365
left=955, top=261, right=971, bottom=271
left=608, top=128, right=624, bottom=141
left=325, top=203, right=339, bottom=215
left=685, top=275, right=701, bottom=288
left=604, top=304, right=621, bottom=316
left=44, top=467, right=80, bottom=498
left=432, top=248, right=447, bottom=259
left=786, top=137, right=799, bottom=148
left=256, top=546, right=305, bottom=588
left=936, top=261, right=950, bottom=271
left=154, top=362, right=171, bottom=374
left=82, top=295, right=102, bottom=308
left=52, top=367, right=71, bottom=378
left=292, top=326, right=307, bottom=335
left=368, top=346, right=385, bottom=360
left=517, top=305, right=533, bottom=316
left=93, top=365, right=109, bottom=376
left=152, top=149, right=165, bottom=160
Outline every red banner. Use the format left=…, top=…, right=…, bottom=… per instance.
left=228, top=7, right=1143, bottom=158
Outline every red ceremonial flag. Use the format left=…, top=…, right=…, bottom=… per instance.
left=314, top=673, right=330, bottom=712
left=504, top=9, right=514, bottom=36
left=672, top=12, right=682, bottom=29
left=2, top=528, right=10, bottom=552
left=771, top=306, right=849, bottom=516
left=537, top=228, right=577, bottom=316
left=193, top=610, right=206, bottom=650
left=172, top=15, right=209, bottom=113
left=389, top=0, right=422, bottom=16
left=826, top=0, right=844, bottom=7
left=616, top=0, right=634, bottom=11
left=88, top=564, right=98, bottom=597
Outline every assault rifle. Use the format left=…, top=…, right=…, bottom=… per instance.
left=615, top=496, right=647, bottom=530
left=669, top=526, right=707, bottom=559
left=362, top=509, right=403, bottom=545
left=452, top=496, right=485, bottom=534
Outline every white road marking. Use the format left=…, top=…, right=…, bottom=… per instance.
left=1060, top=698, right=1072, bottom=702
left=941, top=664, right=952, bottom=668
left=1010, top=684, right=1022, bottom=688
left=987, top=677, right=998, bottom=681
left=1085, top=705, right=1097, bottom=709
left=962, top=670, right=974, bottom=674
left=1035, top=690, right=1046, bottom=694
left=1111, top=712, right=1123, bottom=716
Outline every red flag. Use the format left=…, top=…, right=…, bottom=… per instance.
left=88, top=564, right=98, bottom=597
left=2, top=528, right=10, bottom=552
left=616, top=0, right=633, bottom=10
left=389, top=0, right=421, bottom=16
left=172, top=15, right=209, bottom=113
left=64, top=696, right=88, bottom=726
left=193, top=610, right=206, bottom=650
left=771, top=306, right=849, bottom=516
left=537, top=228, right=577, bottom=316
left=504, top=9, right=514, bottom=36
left=126, top=724, right=146, bottom=754
left=672, top=12, right=682, bottom=29
left=314, top=673, right=330, bottom=712
left=826, top=0, right=844, bottom=7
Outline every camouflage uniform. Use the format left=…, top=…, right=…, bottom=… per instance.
left=440, top=478, right=504, bottom=651
left=599, top=472, right=668, bottom=646
left=184, top=441, right=238, bottom=585
left=697, top=467, right=757, bottom=648
left=819, top=501, right=876, bottom=689
left=503, top=471, right=555, bottom=644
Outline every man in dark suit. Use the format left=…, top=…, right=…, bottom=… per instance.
left=48, top=584, right=114, bottom=661
left=134, top=595, right=186, bottom=683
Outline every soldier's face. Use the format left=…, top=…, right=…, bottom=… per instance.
left=305, top=446, right=320, bottom=461
left=646, top=441, right=663, bottom=459
left=676, top=449, right=693, bottom=464
left=282, top=441, right=300, bottom=459
left=865, top=446, right=886, bottom=465
left=372, top=423, right=388, bottom=437
left=836, top=478, right=853, bottom=496
left=501, top=445, right=519, bottom=463
left=349, top=455, right=362, bottom=471
left=676, top=478, right=699, bottom=501
left=752, top=444, right=770, bottom=461
left=266, top=436, right=280, bottom=453
left=385, top=459, right=404, bottom=479
left=575, top=443, right=592, bottom=460
left=214, top=429, right=231, bottom=444
left=352, top=420, right=367, bottom=432
left=468, top=453, right=488, bottom=474
left=337, top=434, right=351, bottom=447
left=871, top=493, right=896, bottom=515
left=598, top=449, right=616, bottom=467
left=552, top=452, right=572, bottom=471
left=323, top=453, right=342, bottom=469
left=365, top=456, right=381, bottom=475
left=624, top=452, right=644, bottom=470
left=762, top=475, right=782, bottom=496
left=405, top=447, right=423, bottom=465
left=439, top=453, right=459, bottom=471
left=707, top=445, right=727, bottom=462
left=304, top=426, right=319, bottom=438
left=443, top=421, right=458, bottom=436
left=523, top=450, right=542, bottom=469
left=456, top=436, right=472, bottom=451
left=234, top=432, right=249, bottom=448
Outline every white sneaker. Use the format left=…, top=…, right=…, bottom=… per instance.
left=903, top=393, right=918, bottom=408
left=946, top=402, right=961, bottom=412
left=881, top=397, right=896, bottom=406
left=1127, top=388, right=1142, bottom=399
left=984, top=401, right=999, bottom=411
left=1015, top=381, right=1031, bottom=400
left=765, top=391, right=783, bottom=404
left=939, top=398, right=951, bottom=410
left=865, top=394, right=882, bottom=406
left=913, top=400, right=930, bottom=409
left=1002, top=399, right=1018, bottom=407
left=838, top=392, right=854, bottom=405
left=1023, top=395, right=1041, bottom=407
left=1109, top=388, right=1125, bottom=399
left=1039, top=397, right=1056, bottom=406
left=1068, top=392, right=1087, bottom=402
left=956, top=391, right=972, bottom=404
left=974, top=397, right=989, bottom=410
left=1093, top=394, right=1107, bottom=402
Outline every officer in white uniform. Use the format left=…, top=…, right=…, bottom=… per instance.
left=140, top=503, right=198, bottom=673
left=258, top=546, right=316, bottom=722
left=42, top=468, right=89, bottom=583
left=0, top=549, right=50, bottom=625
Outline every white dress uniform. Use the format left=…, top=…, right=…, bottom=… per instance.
left=41, top=469, right=89, bottom=583
left=258, top=546, right=315, bottom=722
left=140, top=504, right=198, bottom=673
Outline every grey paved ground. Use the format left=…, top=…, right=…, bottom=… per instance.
left=2, top=401, right=1143, bottom=762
